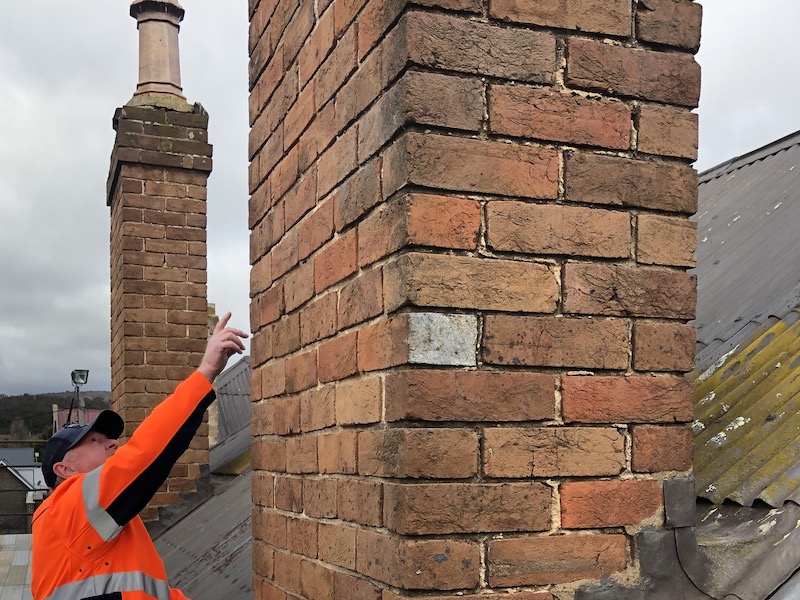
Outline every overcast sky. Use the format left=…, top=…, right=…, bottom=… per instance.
left=0, top=0, right=798, bottom=395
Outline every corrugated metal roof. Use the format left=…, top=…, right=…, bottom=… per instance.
left=693, top=129, right=800, bottom=507
left=155, top=472, right=253, bottom=599
left=215, top=355, right=251, bottom=440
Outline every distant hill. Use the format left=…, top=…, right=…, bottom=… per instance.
left=0, top=391, right=111, bottom=438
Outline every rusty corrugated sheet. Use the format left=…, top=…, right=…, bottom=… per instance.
left=693, top=130, right=800, bottom=508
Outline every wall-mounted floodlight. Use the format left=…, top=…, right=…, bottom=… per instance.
left=66, top=369, right=90, bottom=426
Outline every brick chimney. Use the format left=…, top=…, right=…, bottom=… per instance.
left=108, top=0, right=213, bottom=525
left=249, top=1, right=700, bottom=598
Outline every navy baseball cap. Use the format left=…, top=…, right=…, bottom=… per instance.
left=41, top=410, right=124, bottom=488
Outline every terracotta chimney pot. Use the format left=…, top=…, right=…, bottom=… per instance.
left=129, top=0, right=186, bottom=101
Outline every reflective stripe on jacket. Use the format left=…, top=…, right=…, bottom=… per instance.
left=32, top=371, right=215, bottom=600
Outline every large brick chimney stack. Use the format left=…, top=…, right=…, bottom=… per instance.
left=248, top=0, right=701, bottom=598
left=108, top=0, right=213, bottom=525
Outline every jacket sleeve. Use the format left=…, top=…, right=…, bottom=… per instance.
left=81, top=371, right=215, bottom=540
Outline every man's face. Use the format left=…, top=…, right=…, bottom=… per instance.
left=58, top=431, right=118, bottom=478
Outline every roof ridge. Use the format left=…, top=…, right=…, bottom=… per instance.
left=699, top=128, right=800, bottom=183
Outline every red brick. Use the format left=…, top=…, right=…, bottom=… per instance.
left=632, top=424, right=694, bottom=472
left=487, top=202, right=630, bottom=258
left=318, top=331, right=358, bottom=383
left=384, top=253, right=558, bottom=313
left=565, top=151, right=698, bottom=213
left=385, top=369, right=555, bottom=422
left=271, top=228, right=299, bottom=279
left=300, top=560, right=335, bottom=600
left=358, top=428, right=478, bottom=478
left=335, top=43, right=383, bottom=133
left=487, top=534, right=627, bottom=585
left=358, top=71, right=484, bottom=159
left=314, top=229, right=357, bottom=292
left=358, top=193, right=481, bottom=267
left=273, top=552, right=302, bottom=594
left=638, top=103, right=698, bottom=160
left=318, top=521, right=357, bottom=570
left=490, top=85, right=631, bottom=149
left=636, top=0, right=703, bottom=51
left=285, top=349, right=317, bottom=393
left=385, top=482, right=551, bottom=534
left=356, top=530, right=480, bottom=589
left=317, top=127, right=358, bottom=199
left=261, top=359, right=286, bottom=398
left=283, top=82, right=316, bottom=152
left=483, top=315, right=629, bottom=369
left=336, top=375, right=382, bottom=425
left=561, top=479, right=663, bottom=528
left=339, top=267, right=383, bottom=328
left=332, top=158, right=382, bottom=231
left=299, top=291, right=337, bottom=345
left=314, top=26, right=357, bottom=110
left=272, top=312, right=301, bottom=357
left=286, top=435, right=319, bottom=474
left=298, top=8, right=334, bottom=87
left=491, top=0, right=630, bottom=36
left=356, top=0, right=405, bottom=59
left=318, top=430, right=358, bottom=474
left=275, top=476, right=303, bottom=512
left=272, top=395, right=301, bottom=435
left=563, top=263, right=697, bottom=319
left=483, top=427, right=624, bottom=478
left=382, top=593, right=552, bottom=600
left=300, top=386, right=336, bottom=432
left=634, top=321, right=696, bottom=372
left=283, top=167, right=317, bottom=231
left=562, top=375, right=694, bottom=423
left=293, top=199, right=331, bottom=263
left=283, top=259, right=314, bottom=312
left=298, top=101, right=336, bottom=173
left=287, top=516, right=317, bottom=558
left=304, top=477, right=338, bottom=518
left=404, top=11, right=556, bottom=83
left=384, top=132, right=559, bottom=200
left=251, top=437, right=286, bottom=472
left=637, top=213, right=697, bottom=267
left=338, top=478, right=383, bottom=526
left=567, top=37, right=700, bottom=106
left=334, top=571, right=382, bottom=600
left=357, top=315, right=409, bottom=372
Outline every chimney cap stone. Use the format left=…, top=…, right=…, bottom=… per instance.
left=130, top=0, right=184, bottom=20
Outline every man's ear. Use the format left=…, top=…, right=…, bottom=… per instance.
left=52, top=461, right=73, bottom=480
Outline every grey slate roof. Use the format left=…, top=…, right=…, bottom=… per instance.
left=216, top=355, right=251, bottom=440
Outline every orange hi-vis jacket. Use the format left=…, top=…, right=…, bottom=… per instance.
left=31, top=371, right=215, bottom=600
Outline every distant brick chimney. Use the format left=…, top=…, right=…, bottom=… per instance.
left=248, top=0, right=701, bottom=598
left=107, top=0, right=213, bottom=526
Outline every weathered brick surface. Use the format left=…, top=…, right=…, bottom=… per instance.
left=561, top=479, right=663, bottom=528
left=384, top=132, right=559, bottom=200
left=636, top=0, right=703, bottom=51
left=632, top=424, right=694, bottom=472
left=358, top=193, right=480, bottom=267
left=634, top=321, right=696, bottom=372
left=385, top=369, right=556, bottom=422
left=335, top=375, right=382, bottom=425
left=356, top=530, right=480, bottom=589
left=491, top=0, right=631, bottom=36
left=565, top=151, right=698, bottom=213
left=384, top=482, right=551, bottom=534
left=405, top=11, right=557, bottom=82
left=562, top=375, right=694, bottom=423
left=489, top=85, right=631, bottom=149
left=487, top=534, right=627, bottom=585
left=483, top=315, right=629, bottom=369
left=563, top=263, right=697, bottom=318
left=638, top=103, right=699, bottom=160
left=358, top=428, right=479, bottom=478
left=637, top=213, right=697, bottom=267
left=567, top=37, right=701, bottom=106
left=483, top=427, right=625, bottom=477
left=384, top=252, right=559, bottom=313
left=487, top=202, right=630, bottom=258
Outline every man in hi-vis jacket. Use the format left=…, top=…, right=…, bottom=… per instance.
left=31, top=312, right=247, bottom=600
